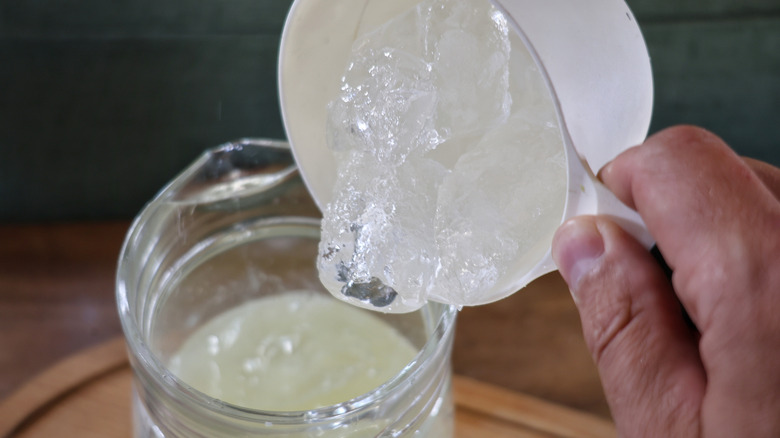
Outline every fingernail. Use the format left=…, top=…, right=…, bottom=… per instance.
left=552, top=218, right=605, bottom=299
left=596, top=160, right=613, bottom=183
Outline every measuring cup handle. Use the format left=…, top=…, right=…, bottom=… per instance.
left=566, top=156, right=655, bottom=250
left=589, top=176, right=655, bottom=249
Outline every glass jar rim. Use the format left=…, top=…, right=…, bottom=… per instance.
left=117, top=215, right=458, bottom=425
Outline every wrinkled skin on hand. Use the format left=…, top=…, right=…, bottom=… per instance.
left=552, top=126, right=780, bottom=437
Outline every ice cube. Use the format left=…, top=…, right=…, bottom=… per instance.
left=432, top=112, right=566, bottom=304
left=318, top=152, right=447, bottom=313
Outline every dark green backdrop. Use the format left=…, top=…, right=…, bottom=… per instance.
left=1, top=0, right=778, bottom=221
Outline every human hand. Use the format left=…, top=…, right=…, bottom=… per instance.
left=551, top=126, right=780, bottom=437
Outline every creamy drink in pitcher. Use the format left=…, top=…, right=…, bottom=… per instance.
left=168, top=291, right=418, bottom=411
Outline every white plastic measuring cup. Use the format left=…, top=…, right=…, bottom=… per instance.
left=278, top=0, right=655, bottom=307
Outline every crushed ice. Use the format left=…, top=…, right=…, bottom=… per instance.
left=319, top=0, right=566, bottom=312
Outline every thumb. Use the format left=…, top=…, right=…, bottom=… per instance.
left=552, top=216, right=705, bottom=437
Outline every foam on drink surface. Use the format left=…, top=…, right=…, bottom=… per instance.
left=320, top=0, right=566, bottom=313
left=169, top=291, right=417, bottom=411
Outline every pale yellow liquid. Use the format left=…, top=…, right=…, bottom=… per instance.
left=168, top=291, right=418, bottom=411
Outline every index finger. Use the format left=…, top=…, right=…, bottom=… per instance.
left=598, top=125, right=780, bottom=332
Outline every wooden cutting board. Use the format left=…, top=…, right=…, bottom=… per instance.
left=0, top=337, right=615, bottom=438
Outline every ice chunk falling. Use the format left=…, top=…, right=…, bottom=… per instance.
left=319, top=0, right=566, bottom=313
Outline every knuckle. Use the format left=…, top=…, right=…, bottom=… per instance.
left=658, top=125, right=719, bottom=147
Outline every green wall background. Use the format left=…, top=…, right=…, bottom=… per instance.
left=1, top=0, right=778, bottom=221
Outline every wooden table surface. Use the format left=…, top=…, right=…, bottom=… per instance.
left=0, top=222, right=610, bottom=419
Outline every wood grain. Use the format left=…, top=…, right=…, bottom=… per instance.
left=454, top=377, right=615, bottom=438
left=0, top=338, right=127, bottom=437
